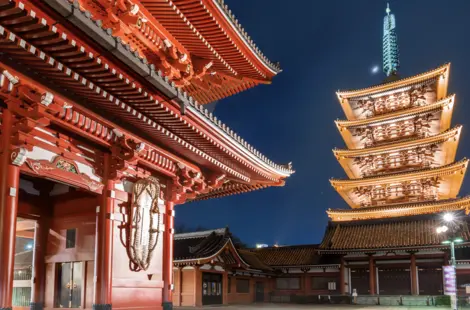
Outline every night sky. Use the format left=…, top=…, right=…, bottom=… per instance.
left=175, top=0, right=470, bottom=246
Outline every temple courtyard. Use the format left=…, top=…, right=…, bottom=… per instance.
left=175, top=305, right=451, bottom=309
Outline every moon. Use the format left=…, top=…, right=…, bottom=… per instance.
left=371, top=65, right=380, bottom=74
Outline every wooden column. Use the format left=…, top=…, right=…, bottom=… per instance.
left=0, top=109, right=21, bottom=310
left=93, top=153, right=114, bottom=310
left=410, top=253, right=418, bottom=295
left=368, top=256, right=376, bottom=295
left=30, top=217, right=50, bottom=310
left=222, top=271, right=228, bottom=305
left=178, top=267, right=183, bottom=306
left=303, top=271, right=310, bottom=295
left=340, top=257, right=346, bottom=295
left=162, top=201, right=175, bottom=310
left=194, top=266, right=202, bottom=307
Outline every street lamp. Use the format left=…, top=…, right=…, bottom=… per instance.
left=437, top=213, right=464, bottom=310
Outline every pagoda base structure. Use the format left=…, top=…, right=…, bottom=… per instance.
left=324, top=59, right=470, bottom=301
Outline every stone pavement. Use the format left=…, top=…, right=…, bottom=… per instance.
left=175, top=304, right=451, bottom=309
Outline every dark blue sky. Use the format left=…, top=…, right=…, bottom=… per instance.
left=175, top=0, right=470, bottom=246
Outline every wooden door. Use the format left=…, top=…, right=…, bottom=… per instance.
left=255, top=282, right=264, bottom=302
left=202, top=273, right=222, bottom=305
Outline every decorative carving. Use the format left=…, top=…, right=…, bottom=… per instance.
left=353, top=112, right=440, bottom=147
left=353, top=82, right=437, bottom=118
left=353, top=144, right=439, bottom=177
left=23, top=157, right=103, bottom=193
left=56, top=159, right=78, bottom=174
left=127, top=177, right=161, bottom=271
left=353, top=177, right=440, bottom=207
left=11, top=148, right=28, bottom=166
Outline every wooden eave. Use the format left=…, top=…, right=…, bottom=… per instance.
left=337, top=63, right=449, bottom=98
left=327, top=196, right=470, bottom=222
left=0, top=0, right=293, bottom=196
left=334, top=125, right=462, bottom=179
left=138, top=0, right=279, bottom=79
left=330, top=159, right=469, bottom=208
left=189, top=182, right=272, bottom=202
left=336, top=95, right=455, bottom=150
left=336, top=64, right=449, bottom=120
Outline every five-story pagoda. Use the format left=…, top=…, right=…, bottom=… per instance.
left=319, top=4, right=470, bottom=297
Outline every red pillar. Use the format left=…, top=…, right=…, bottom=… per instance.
left=340, top=257, right=346, bottom=295
left=162, top=201, right=175, bottom=309
left=31, top=217, right=50, bottom=310
left=369, top=256, right=376, bottom=295
left=93, top=153, right=114, bottom=310
left=0, top=109, right=21, bottom=309
left=410, top=254, right=418, bottom=295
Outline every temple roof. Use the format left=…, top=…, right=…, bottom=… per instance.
left=70, top=0, right=281, bottom=104
left=0, top=0, right=293, bottom=201
left=331, top=159, right=469, bottom=208
left=320, top=214, right=470, bottom=252
left=336, top=95, right=455, bottom=149
left=173, top=228, right=273, bottom=272
left=138, top=0, right=281, bottom=103
left=173, top=228, right=245, bottom=265
left=237, top=250, right=273, bottom=272
left=334, top=125, right=462, bottom=179
left=337, top=63, right=449, bottom=100
left=334, top=125, right=461, bottom=158
left=336, top=95, right=454, bottom=129
left=327, top=196, right=470, bottom=222
left=336, top=64, right=449, bottom=121
left=247, top=245, right=340, bottom=267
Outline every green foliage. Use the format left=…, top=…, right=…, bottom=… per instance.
left=434, top=295, right=450, bottom=306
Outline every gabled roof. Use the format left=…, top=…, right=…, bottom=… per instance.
left=174, top=228, right=234, bottom=262
left=320, top=214, right=470, bottom=252
left=173, top=228, right=273, bottom=272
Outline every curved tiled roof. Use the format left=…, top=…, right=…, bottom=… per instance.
left=210, top=0, right=281, bottom=74
left=330, top=158, right=468, bottom=186
left=333, top=125, right=462, bottom=158
left=248, top=245, right=321, bottom=267
left=320, top=216, right=470, bottom=251
left=13, top=0, right=294, bottom=184
left=173, top=228, right=231, bottom=261
left=335, top=95, right=454, bottom=128
left=327, top=197, right=470, bottom=222
left=337, top=63, right=449, bottom=98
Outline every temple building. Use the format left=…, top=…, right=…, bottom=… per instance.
left=0, top=1, right=293, bottom=310
left=320, top=4, right=470, bottom=298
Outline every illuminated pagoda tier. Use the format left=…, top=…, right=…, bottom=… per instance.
left=0, top=1, right=293, bottom=310
left=319, top=4, right=470, bottom=298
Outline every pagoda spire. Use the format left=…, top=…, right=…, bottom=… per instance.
left=383, top=2, right=400, bottom=77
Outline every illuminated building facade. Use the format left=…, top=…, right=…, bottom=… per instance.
left=321, top=8, right=470, bottom=294
left=0, top=1, right=293, bottom=310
